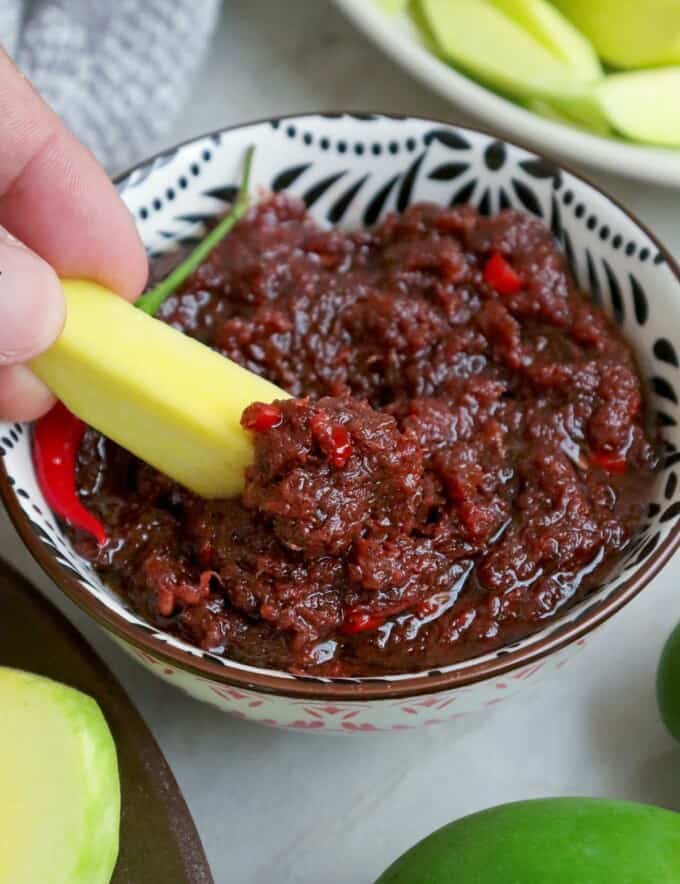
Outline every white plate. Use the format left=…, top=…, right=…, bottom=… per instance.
left=334, top=0, right=680, bottom=187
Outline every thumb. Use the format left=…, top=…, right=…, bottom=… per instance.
left=0, top=226, right=65, bottom=364
left=0, top=227, right=65, bottom=421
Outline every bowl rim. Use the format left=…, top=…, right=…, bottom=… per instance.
left=3, top=111, right=680, bottom=701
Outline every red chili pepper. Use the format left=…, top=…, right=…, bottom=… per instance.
left=483, top=251, right=523, bottom=296
left=328, top=425, right=352, bottom=468
left=241, top=402, right=283, bottom=432
left=589, top=450, right=627, bottom=475
left=341, top=609, right=386, bottom=635
left=310, top=412, right=353, bottom=469
left=33, top=402, right=107, bottom=546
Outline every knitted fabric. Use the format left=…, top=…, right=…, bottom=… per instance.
left=1, top=0, right=220, bottom=172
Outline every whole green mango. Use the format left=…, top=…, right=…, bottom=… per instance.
left=376, top=798, right=680, bottom=883
left=658, top=620, right=680, bottom=742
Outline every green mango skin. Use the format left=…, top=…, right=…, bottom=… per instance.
left=658, top=620, right=680, bottom=741
left=527, top=93, right=611, bottom=136
left=407, top=0, right=440, bottom=54
left=376, top=798, right=680, bottom=884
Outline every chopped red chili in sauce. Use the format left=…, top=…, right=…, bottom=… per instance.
left=64, top=197, right=657, bottom=675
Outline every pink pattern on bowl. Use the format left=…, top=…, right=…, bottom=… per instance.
left=118, top=637, right=581, bottom=733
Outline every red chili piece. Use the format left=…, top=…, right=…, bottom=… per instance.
left=328, top=426, right=352, bottom=468
left=341, top=608, right=387, bottom=635
left=484, top=251, right=523, bottom=296
left=241, top=402, right=283, bottom=432
left=589, top=450, right=627, bottom=475
left=33, top=402, right=107, bottom=546
left=310, top=412, right=353, bottom=468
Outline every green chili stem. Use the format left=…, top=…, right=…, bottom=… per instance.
left=135, top=144, right=255, bottom=316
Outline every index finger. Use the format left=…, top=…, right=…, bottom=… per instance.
left=0, top=51, right=147, bottom=301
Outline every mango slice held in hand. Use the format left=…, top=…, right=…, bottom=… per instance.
left=31, top=280, right=288, bottom=498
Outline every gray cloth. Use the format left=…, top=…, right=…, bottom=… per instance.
left=1, top=0, right=220, bottom=173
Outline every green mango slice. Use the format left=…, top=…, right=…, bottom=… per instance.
left=527, top=94, right=611, bottom=135
left=553, top=0, right=680, bottom=69
left=595, top=67, right=680, bottom=147
left=491, top=0, right=601, bottom=79
left=0, top=667, right=120, bottom=884
left=418, top=0, right=594, bottom=101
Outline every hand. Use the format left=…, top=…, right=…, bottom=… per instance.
left=0, top=50, right=147, bottom=421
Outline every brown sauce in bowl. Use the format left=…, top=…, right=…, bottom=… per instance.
left=69, top=196, right=657, bottom=675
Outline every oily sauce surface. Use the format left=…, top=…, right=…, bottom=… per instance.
left=71, top=197, right=657, bottom=675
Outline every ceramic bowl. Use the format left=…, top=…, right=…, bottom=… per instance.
left=2, top=114, right=680, bottom=734
left=334, top=0, right=680, bottom=188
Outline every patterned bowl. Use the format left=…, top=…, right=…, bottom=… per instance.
left=2, top=114, right=680, bottom=734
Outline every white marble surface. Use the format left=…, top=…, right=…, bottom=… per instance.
left=4, top=2, right=680, bottom=882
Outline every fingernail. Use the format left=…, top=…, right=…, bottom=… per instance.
left=0, top=228, right=65, bottom=364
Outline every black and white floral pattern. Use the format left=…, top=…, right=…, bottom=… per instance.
left=3, top=114, right=680, bottom=685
